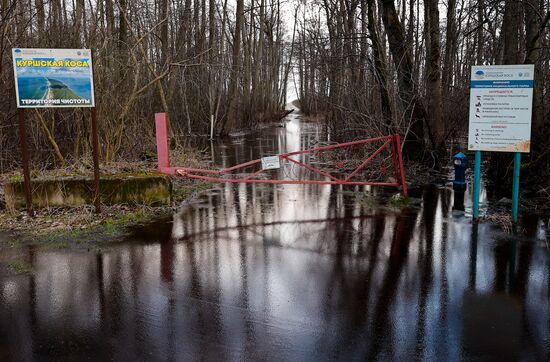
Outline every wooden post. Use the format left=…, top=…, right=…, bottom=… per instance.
left=17, top=109, right=34, bottom=217
left=91, top=107, right=101, bottom=213
left=395, top=134, right=408, bottom=198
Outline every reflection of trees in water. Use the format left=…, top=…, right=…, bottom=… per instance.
left=317, top=187, right=354, bottom=335
left=62, top=193, right=550, bottom=357
left=174, top=179, right=415, bottom=358
left=437, top=187, right=451, bottom=351
left=367, top=208, right=418, bottom=360
left=5, top=110, right=548, bottom=359
left=3, top=181, right=550, bottom=359
left=414, top=185, right=438, bottom=360
left=315, top=211, right=390, bottom=358
left=174, top=183, right=392, bottom=259
left=514, top=217, right=536, bottom=298
left=233, top=183, right=258, bottom=359
left=96, top=253, right=106, bottom=354
left=170, top=182, right=464, bottom=358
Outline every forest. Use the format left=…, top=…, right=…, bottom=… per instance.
left=1, top=0, right=550, bottom=191
left=1, top=0, right=290, bottom=169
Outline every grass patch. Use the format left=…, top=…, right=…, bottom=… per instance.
left=8, top=261, right=33, bottom=274
left=173, top=180, right=215, bottom=203
left=104, top=171, right=165, bottom=178
left=48, top=241, right=70, bottom=249
left=0, top=206, right=169, bottom=250
left=41, top=209, right=155, bottom=245
left=40, top=228, right=93, bottom=245
left=9, top=174, right=23, bottom=183
left=356, top=192, right=379, bottom=208
left=388, top=194, right=411, bottom=208
left=480, top=213, right=513, bottom=234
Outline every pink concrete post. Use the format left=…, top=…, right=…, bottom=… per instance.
left=155, top=113, right=173, bottom=174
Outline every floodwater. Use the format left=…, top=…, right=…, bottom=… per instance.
left=1, top=111, right=549, bottom=361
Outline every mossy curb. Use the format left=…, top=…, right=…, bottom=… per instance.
left=3, top=174, right=172, bottom=210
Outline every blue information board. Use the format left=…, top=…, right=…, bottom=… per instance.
left=12, top=48, right=95, bottom=108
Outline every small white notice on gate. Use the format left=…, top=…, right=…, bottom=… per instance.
left=468, top=64, right=534, bottom=153
left=261, top=156, right=280, bottom=170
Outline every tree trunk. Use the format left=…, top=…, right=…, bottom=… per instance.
left=442, top=0, right=456, bottom=93
left=366, top=0, right=392, bottom=131
left=35, top=0, right=45, bottom=36
left=501, top=0, right=520, bottom=64
left=476, top=0, right=483, bottom=64
left=105, top=0, right=115, bottom=36
left=74, top=0, right=84, bottom=47
left=159, top=0, right=169, bottom=66
left=425, top=0, right=444, bottom=151
left=379, top=0, right=429, bottom=156
left=119, top=0, right=127, bottom=53
left=524, top=0, right=550, bottom=168
left=223, top=0, right=244, bottom=133
left=490, top=0, right=522, bottom=183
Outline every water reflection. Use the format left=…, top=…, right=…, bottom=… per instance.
left=0, top=112, right=549, bottom=360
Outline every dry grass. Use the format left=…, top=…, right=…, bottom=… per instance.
left=296, top=113, right=326, bottom=123
left=0, top=205, right=158, bottom=234
left=169, top=144, right=205, bottom=170
left=480, top=212, right=513, bottom=234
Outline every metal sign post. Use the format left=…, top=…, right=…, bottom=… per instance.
left=511, top=152, right=521, bottom=223
left=472, top=150, right=481, bottom=219
left=90, top=107, right=101, bottom=213
left=12, top=48, right=99, bottom=214
left=468, top=65, right=534, bottom=223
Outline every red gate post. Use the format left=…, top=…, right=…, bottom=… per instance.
left=155, top=113, right=174, bottom=175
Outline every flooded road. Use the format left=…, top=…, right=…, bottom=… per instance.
left=1, top=111, right=549, bottom=361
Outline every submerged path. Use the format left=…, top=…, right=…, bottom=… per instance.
left=0, top=109, right=549, bottom=360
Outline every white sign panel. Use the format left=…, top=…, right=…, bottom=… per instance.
left=12, top=48, right=95, bottom=108
left=261, top=156, right=281, bottom=170
left=468, top=64, right=534, bottom=153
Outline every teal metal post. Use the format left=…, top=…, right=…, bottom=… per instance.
left=512, top=152, right=521, bottom=223
left=473, top=151, right=481, bottom=219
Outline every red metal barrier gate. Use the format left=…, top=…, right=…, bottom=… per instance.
left=155, top=113, right=408, bottom=197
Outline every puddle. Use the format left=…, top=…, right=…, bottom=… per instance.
left=1, top=110, right=548, bottom=360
